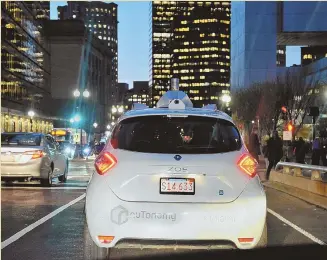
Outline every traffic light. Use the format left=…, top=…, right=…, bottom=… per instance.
left=281, top=106, right=288, bottom=120
left=281, top=106, right=287, bottom=113
left=287, top=123, right=293, bottom=132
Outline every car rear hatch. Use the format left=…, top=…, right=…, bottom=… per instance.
left=1, top=133, right=44, bottom=164
left=101, top=115, right=253, bottom=204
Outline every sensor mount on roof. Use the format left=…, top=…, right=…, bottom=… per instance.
left=156, top=78, right=193, bottom=109
left=132, top=103, right=148, bottom=110
left=202, top=104, right=217, bottom=110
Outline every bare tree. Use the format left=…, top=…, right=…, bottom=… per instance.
left=232, top=69, right=321, bottom=137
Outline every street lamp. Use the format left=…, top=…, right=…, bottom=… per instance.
left=83, top=89, right=90, bottom=98
left=221, top=94, right=231, bottom=103
left=73, top=89, right=80, bottom=97
left=28, top=110, right=35, bottom=117
left=93, top=122, right=98, bottom=128
left=118, top=106, right=124, bottom=113
left=74, top=114, right=81, bottom=122
left=111, top=122, right=115, bottom=126
left=107, top=125, right=111, bottom=130
left=112, top=105, right=124, bottom=114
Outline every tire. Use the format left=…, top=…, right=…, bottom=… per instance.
left=84, top=220, right=110, bottom=260
left=58, top=161, right=68, bottom=183
left=41, top=167, right=53, bottom=187
left=256, top=222, right=268, bottom=248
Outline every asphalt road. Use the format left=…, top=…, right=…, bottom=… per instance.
left=1, top=160, right=327, bottom=260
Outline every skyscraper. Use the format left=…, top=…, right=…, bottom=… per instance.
left=150, top=1, right=231, bottom=108
left=231, top=1, right=327, bottom=89
left=58, top=1, right=118, bottom=101
left=1, top=1, right=53, bottom=133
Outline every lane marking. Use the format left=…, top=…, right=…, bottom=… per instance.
left=1, top=193, right=86, bottom=249
left=1, top=186, right=86, bottom=190
left=267, top=208, right=326, bottom=245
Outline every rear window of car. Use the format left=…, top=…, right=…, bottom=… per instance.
left=111, top=115, right=242, bottom=154
left=1, top=133, right=42, bottom=146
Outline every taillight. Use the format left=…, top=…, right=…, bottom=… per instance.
left=95, top=152, right=117, bottom=175
left=110, top=138, right=118, bottom=149
left=237, top=154, right=257, bottom=177
left=24, top=150, right=44, bottom=159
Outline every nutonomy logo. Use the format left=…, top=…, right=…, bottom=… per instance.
left=110, top=205, right=129, bottom=225
left=110, top=205, right=177, bottom=225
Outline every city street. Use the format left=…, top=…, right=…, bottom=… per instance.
left=1, top=160, right=327, bottom=259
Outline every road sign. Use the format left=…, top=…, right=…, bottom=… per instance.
left=283, top=131, right=292, bottom=141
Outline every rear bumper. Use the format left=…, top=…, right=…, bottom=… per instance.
left=1, top=160, right=46, bottom=179
left=86, top=175, right=267, bottom=250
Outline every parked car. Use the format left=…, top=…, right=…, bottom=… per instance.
left=1, top=132, right=69, bottom=186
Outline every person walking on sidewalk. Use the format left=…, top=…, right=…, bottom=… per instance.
left=249, top=128, right=260, bottom=162
left=311, top=137, right=321, bottom=165
left=262, top=134, right=270, bottom=169
left=321, top=136, right=327, bottom=166
left=294, top=137, right=308, bottom=164
left=265, top=130, right=283, bottom=181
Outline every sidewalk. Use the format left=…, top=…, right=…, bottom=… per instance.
left=258, top=156, right=327, bottom=209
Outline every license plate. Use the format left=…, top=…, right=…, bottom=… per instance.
left=160, top=178, right=195, bottom=195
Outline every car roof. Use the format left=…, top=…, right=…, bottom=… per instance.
left=121, top=107, right=233, bottom=123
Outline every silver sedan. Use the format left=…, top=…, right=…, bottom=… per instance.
left=1, top=132, right=68, bottom=186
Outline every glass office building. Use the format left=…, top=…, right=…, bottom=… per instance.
left=1, top=1, right=53, bottom=133
left=150, top=1, right=231, bottom=108
left=231, top=1, right=327, bottom=89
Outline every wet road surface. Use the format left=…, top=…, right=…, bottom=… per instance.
left=1, top=160, right=327, bottom=259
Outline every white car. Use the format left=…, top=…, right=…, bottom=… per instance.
left=85, top=89, right=267, bottom=258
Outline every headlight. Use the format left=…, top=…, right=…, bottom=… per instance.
left=65, top=147, right=71, bottom=153
left=83, top=148, right=90, bottom=153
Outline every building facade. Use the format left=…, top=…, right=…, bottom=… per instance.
left=301, top=46, right=327, bottom=66
left=58, top=1, right=118, bottom=102
left=45, top=20, right=114, bottom=133
left=117, top=83, right=129, bottom=105
left=1, top=1, right=53, bottom=133
left=150, top=1, right=231, bottom=108
left=231, top=1, right=327, bottom=89
left=126, top=81, right=150, bottom=108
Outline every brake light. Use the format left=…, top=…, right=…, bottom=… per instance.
left=95, top=152, right=117, bottom=175
left=24, top=150, right=44, bottom=159
left=110, top=138, right=118, bottom=149
left=98, top=235, right=114, bottom=244
left=237, top=154, right=257, bottom=177
left=238, top=237, right=254, bottom=243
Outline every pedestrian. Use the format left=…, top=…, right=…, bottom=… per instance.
left=262, top=134, right=270, bottom=169
left=321, top=136, right=327, bottom=166
left=248, top=128, right=260, bottom=162
left=294, top=137, right=307, bottom=164
left=311, top=137, right=321, bottom=165
left=265, top=130, right=283, bottom=181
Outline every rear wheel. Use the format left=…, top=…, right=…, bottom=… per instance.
left=58, top=161, right=68, bottom=183
left=256, top=222, right=268, bottom=248
left=41, top=167, right=53, bottom=187
left=84, top=220, right=110, bottom=259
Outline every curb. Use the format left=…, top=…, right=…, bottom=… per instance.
left=263, top=181, right=327, bottom=210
